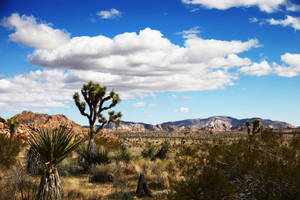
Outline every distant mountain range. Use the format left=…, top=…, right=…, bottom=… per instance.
left=0, top=111, right=296, bottom=136
left=105, top=116, right=296, bottom=132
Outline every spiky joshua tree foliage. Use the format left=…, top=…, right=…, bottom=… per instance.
left=246, top=119, right=263, bottom=138
left=73, top=81, right=122, bottom=158
left=28, top=126, right=82, bottom=200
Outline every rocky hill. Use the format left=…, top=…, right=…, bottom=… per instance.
left=106, top=116, right=296, bottom=132
left=0, top=111, right=87, bottom=138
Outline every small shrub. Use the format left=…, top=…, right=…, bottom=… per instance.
left=77, top=144, right=110, bottom=171
left=141, top=145, right=156, bottom=159
left=89, top=164, right=114, bottom=183
left=153, top=140, right=170, bottom=160
left=58, top=157, right=82, bottom=176
left=117, top=149, right=132, bottom=164
left=0, top=134, right=23, bottom=169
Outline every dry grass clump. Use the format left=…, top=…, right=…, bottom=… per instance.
left=0, top=164, right=39, bottom=200
left=133, top=158, right=171, bottom=191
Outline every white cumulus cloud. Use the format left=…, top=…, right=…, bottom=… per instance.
left=97, top=8, right=121, bottom=19
left=239, top=61, right=273, bottom=76
left=268, top=15, right=300, bottom=30
left=181, top=0, right=297, bottom=13
left=5, top=13, right=296, bottom=112
left=274, top=53, right=300, bottom=77
left=1, top=13, right=70, bottom=49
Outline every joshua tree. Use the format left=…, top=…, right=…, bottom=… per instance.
left=28, top=126, right=81, bottom=200
left=7, top=118, right=19, bottom=141
left=246, top=119, right=263, bottom=138
left=73, top=81, right=122, bottom=156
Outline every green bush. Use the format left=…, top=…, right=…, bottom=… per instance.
left=116, top=149, right=132, bottom=164
left=77, top=144, right=110, bottom=171
left=0, top=134, right=23, bottom=169
left=58, top=157, right=82, bottom=176
left=170, top=130, right=300, bottom=200
left=141, top=145, right=156, bottom=159
left=153, top=140, right=170, bottom=160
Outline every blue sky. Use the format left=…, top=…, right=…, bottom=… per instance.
left=0, top=0, right=300, bottom=126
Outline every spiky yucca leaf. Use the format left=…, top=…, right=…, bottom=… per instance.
left=28, top=126, right=82, bottom=167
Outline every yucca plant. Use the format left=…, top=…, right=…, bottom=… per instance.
left=28, top=126, right=82, bottom=200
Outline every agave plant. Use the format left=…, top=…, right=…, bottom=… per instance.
left=28, top=126, right=82, bottom=200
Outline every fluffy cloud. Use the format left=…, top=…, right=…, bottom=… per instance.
left=239, top=61, right=272, bottom=76
left=268, top=15, right=300, bottom=30
left=2, top=13, right=288, bottom=111
left=0, top=70, right=71, bottom=110
left=274, top=53, right=300, bottom=77
left=181, top=0, right=298, bottom=13
left=176, top=107, right=189, bottom=113
left=96, top=8, right=121, bottom=19
left=1, top=13, right=70, bottom=49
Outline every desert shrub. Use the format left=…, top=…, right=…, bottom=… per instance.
left=141, top=145, right=156, bottom=159
left=112, top=160, right=133, bottom=197
left=0, top=134, right=23, bottom=169
left=58, top=157, right=82, bottom=176
left=2, top=165, right=39, bottom=200
left=153, top=140, right=170, bottom=160
left=170, top=130, right=300, bottom=200
left=77, top=143, right=110, bottom=171
left=89, top=164, right=114, bottom=183
left=116, top=148, right=132, bottom=164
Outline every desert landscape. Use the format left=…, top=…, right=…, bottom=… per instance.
left=0, top=101, right=300, bottom=199
left=1, top=0, right=300, bottom=199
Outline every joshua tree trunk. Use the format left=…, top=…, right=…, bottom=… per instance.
left=87, top=125, right=98, bottom=153
left=87, top=135, right=98, bottom=156
left=37, top=166, right=63, bottom=200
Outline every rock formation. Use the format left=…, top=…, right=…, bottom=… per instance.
left=0, top=111, right=87, bottom=139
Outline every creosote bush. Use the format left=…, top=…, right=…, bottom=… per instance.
left=170, top=130, right=300, bottom=200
